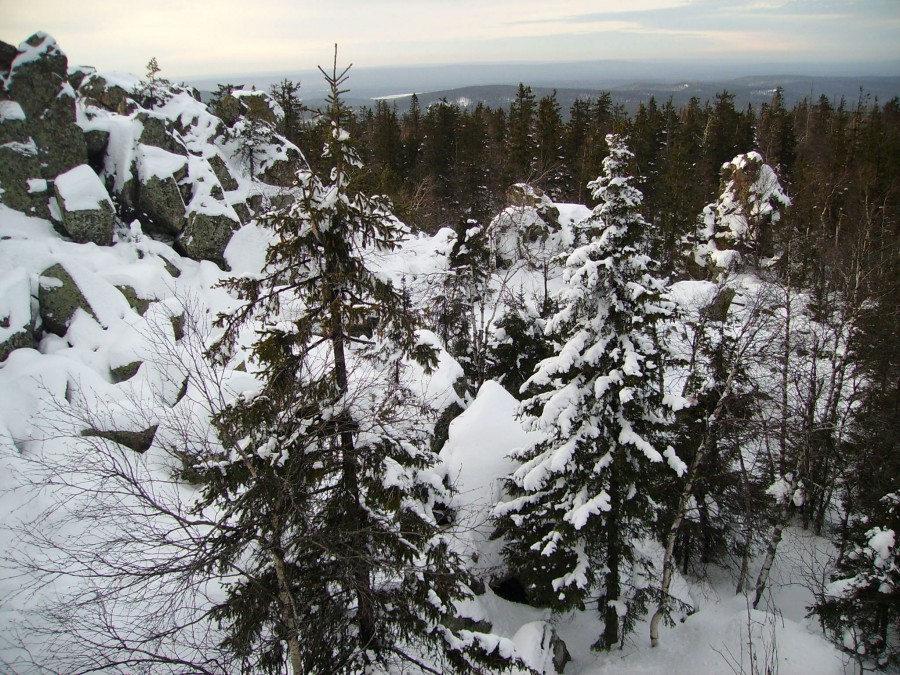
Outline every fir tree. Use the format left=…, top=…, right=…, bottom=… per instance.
left=209, top=82, right=244, bottom=127
left=486, top=289, right=554, bottom=398
left=507, top=83, right=537, bottom=182
left=815, top=493, right=900, bottom=671
left=270, top=78, right=305, bottom=146
left=136, top=56, right=168, bottom=109
left=233, top=93, right=276, bottom=177
left=202, top=51, right=516, bottom=674
left=494, top=134, right=684, bottom=650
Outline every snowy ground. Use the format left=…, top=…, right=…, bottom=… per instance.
left=445, top=381, right=850, bottom=674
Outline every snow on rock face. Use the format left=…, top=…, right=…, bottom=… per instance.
left=1, top=32, right=88, bottom=217
left=0, top=100, right=25, bottom=121
left=688, top=152, right=790, bottom=277
left=440, top=380, right=543, bottom=569
left=53, top=164, right=115, bottom=245
left=2, top=30, right=303, bottom=266
left=0, top=267, right=34, bottom=360
left=54, top=164, right=112, bottom=212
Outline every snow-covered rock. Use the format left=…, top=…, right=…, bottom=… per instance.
left=53, top=163, right=115, bottom=245
left=37, top=262, right=96, bottom=337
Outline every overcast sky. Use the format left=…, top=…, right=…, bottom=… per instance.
left=3, top=0, right=899, bottom=78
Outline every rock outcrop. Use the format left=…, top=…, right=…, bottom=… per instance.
left=1, top=31, right=307, bottom=269
left=0, top=32, right=87, bottom=219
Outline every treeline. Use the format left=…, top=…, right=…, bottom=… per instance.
left=264, top=82, right=896, bottom=275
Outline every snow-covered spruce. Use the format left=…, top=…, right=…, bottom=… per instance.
left=815, top=492, right=899, bottom=670
left=205, top=61, right=518, bottom=675
left=494, top=135, right=685, bottom=651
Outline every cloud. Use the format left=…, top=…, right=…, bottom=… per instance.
left=3, top=0, right=897, bottom=77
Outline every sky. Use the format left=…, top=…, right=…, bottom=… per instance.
left=2, top=0, right=899, bottom=79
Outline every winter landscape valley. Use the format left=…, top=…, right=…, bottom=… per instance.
left=0, top=27, right=897, bottom=675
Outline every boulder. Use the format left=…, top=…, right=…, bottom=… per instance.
left=37, top=263, right=96, bottom=336
left=208, top=153, right=239, bottom=191
left=0, top=139, right=47, bottom=216
left=83, top=128, right=109, bottom=173
left=260, top=144, right=302, bottom=187
left=211, top=94, right=241, bottom=127
left=83, top=128, right=109, bottom=156
left=546, top=626, right=571, bottom=674
left=513, top=621, right=571, bottom=674
left=5, top=33, right=68, bottom=119
left=701, top=286, right=736, bottom=322
left=506, top=182, right=547, bottom=209
left=232, top=90, right=279, bottom=125
left=177, top=203, right=240, bottom=267
left=81, top=424, right=158, bottom=453
left=135, top=145, right=188, bottom=235
left=110, top=360, right=142, bottom=383
left=115, top=285, right=152, bottom=316
left=506, top=182, right=561, bottom=232
left=53, top=164, right=115, bottom=245
left=136, top=111, right=185, bottom=155
left=31, top=84, right=88, bottom=177
left=77, top=72, right=133, bottom=112
left=231, top=200, right=251, bottom=224
left=0, top=268, right=35, bottom=361
left=66, top=65, right=95, bottom=91
left=0, top=39, right=17, bottom=73
left=0, top=99, right=27, bottom=145
left=1, top=33, right=87, bottom=188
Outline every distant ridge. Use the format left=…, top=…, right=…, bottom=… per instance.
left=357, top=76, right=900, bottom=115
left=185, top=59, right=900, bottom=113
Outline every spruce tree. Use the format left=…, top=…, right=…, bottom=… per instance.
left=507, top=83, right=537, bottom=182
left=270, top=78, right=305, bottom=146
left=494, top=134, right=683, bottom=650
left=201, top=52, right=515, bottom=674
left=815, top=493, right=900, bottom=671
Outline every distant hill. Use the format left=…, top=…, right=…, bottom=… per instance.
left=187, top=60, right=900, bottom=114
left=367, top=76, right=900, bottom=116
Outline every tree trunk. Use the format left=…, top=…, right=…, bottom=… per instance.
left=651, top=337, right=742, bottom=646
left=600, top=456, right=622, bottom=650
left=752, top=470, right=799, bottom=609
left=272, top=548, right=304, bottom=675
left=735, top=446, right=754, bottom=595
left=327, top=254, right=377, bottom=656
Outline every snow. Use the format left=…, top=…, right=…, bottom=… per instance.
left=0, top=267, right=32, bottom=345
left=136, top=144, right=187, bottom=182
left=1, top=138, right=38, bottom=156
left=53, top=164, right=113, bottom=211
left=441, top=381, right=540, bottom=524
left=867, top=528, right=896, bottom=569
left=91, top=70, right=142, bottom=92
left=11, top=32, right=60, bottom=69
left=26, top=178, right=47, bottom=194
left=0, top=100, right=26, bottom=121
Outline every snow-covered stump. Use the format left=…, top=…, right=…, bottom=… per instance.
left=52, top=163, right=115, bottom=245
